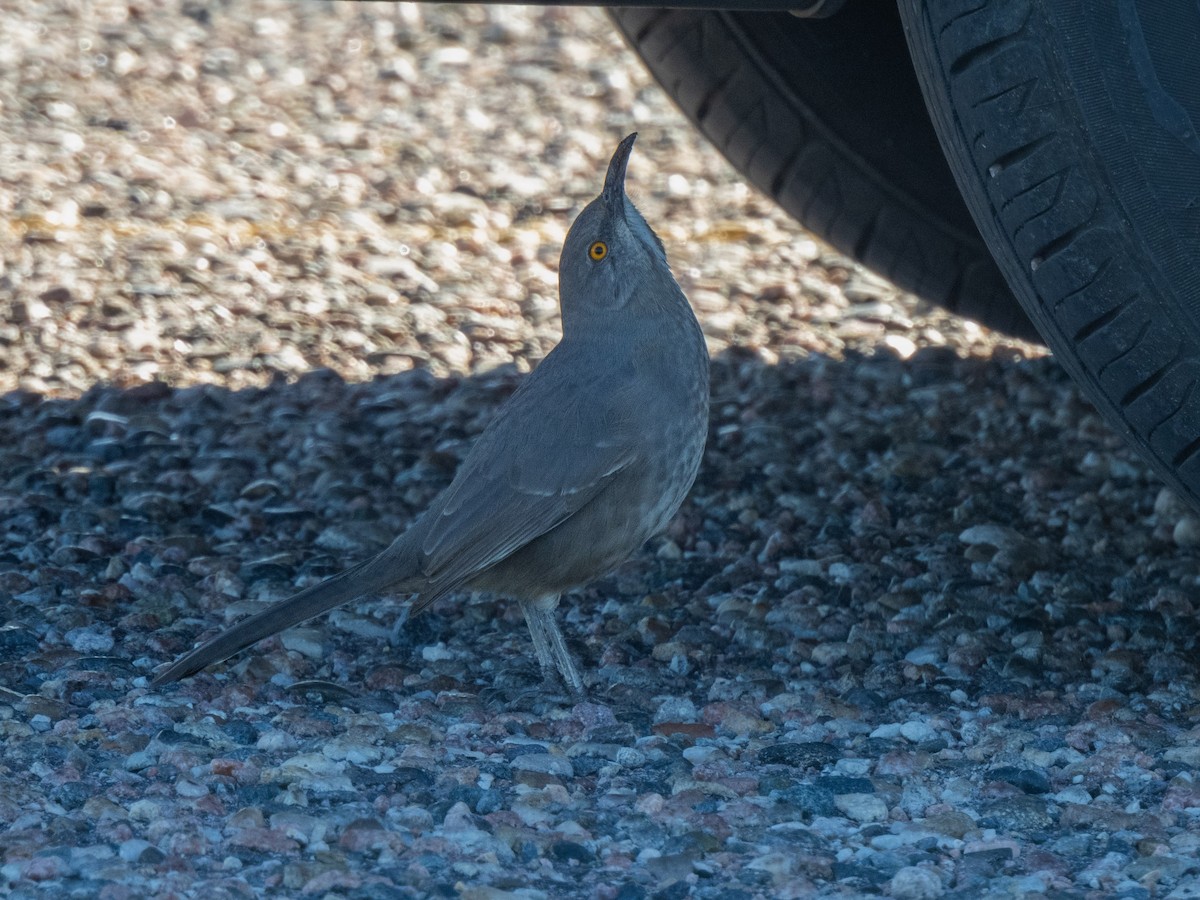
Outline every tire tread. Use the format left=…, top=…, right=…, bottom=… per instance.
left=610, top=7, right=1037, bottom=338
left=900, top=0, right=1200, bottom=509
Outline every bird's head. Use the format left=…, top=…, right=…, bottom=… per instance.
left=558, top=133, right=673, bottom=325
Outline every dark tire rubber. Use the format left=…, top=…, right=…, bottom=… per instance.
left=610, top=4, right=1038, bottom=340
left=898, top=0, right=1200, bottom=511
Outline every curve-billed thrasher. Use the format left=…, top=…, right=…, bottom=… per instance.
left=152, top=133, right=710, bottom=694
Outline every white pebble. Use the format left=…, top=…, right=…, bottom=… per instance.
left=280, top=628, right=324, bottom=659
left=653, top=696, right=698, bottom=724
left=256, top=729, right=298, bottom=752
left=511, top=753, right=573, bottom=777
left=118, top=839, right=154, bottom=863
left=615, top=747, right=646, bottom=768
left=834, top=758, right=871, bottom=776
left=1054, top=785, right=1092, bottom=804
left=900, top=721, right=937, bottom=743
left=834, top=793, right=888, bottom=823
left=889, top=865, right=945, bottom=900
left=66, top=626, right=114, bottom=653
left=127, top=800, right=160, bottom=822
left=1174, top=516, right=1200, bottom=547
left=420, top=643, right=456, bottom=661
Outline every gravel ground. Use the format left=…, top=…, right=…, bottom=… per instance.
left=4, top=2, right=1200, bottom=898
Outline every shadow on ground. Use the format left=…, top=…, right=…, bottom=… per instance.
left=2, top=344, right=1199, bottom=897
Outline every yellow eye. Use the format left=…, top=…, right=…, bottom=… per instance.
left=588, top=241, right=608, bottom=261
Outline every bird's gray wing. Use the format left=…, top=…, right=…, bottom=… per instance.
left=415, top=362, right=638, bottom=592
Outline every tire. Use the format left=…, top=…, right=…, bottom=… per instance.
left=898, top=0, right=1200, bottom=511
left=610, top=5, right=1038, bottom=340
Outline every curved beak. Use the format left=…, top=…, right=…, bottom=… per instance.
left=602, top=132, right=637, bottom=215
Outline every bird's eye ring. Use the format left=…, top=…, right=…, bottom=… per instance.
left=588, top=241, right=608, bottom=261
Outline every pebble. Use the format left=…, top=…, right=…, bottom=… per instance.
left=615, top=747, right=646, bottom=768
left=279, top=628, right=325, bottom=660
left=65, top=626, right=115, bottom=653
left=834, top=793, right=888, bottom=823
left=899, top=721, right=938, bottom=743
left=118, top=839, right=157, bottom=863
left=1173, top=517, right=1200, bottom=547
left=889, top=865, right=945, bottom=900
left=511, top=754, right=574, bottom=778
left=758, top=742, right=841, bottom=768
left=653, top=697, right=699, bottom=724
left=127, top=800, right=161, bottom=823
left=264, top=753, right=353, bottom=793
left=421, top=643, right=457, bottom=662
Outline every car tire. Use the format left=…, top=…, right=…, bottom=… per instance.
left=610, top=4, right=1038, bottom=339
left=898, top=0, right=1200, bottom=511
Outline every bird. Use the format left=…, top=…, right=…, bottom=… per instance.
left=150, top=133, right=710, bottom=696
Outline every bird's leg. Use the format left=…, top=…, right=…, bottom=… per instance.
left=520, top=597, right=556, bottom=672
left=520, top=595, right=584, bottom=696
left=388, top=603, right=411, bottom=646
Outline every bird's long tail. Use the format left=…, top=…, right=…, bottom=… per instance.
left=150, top=553, right=406, bottom=686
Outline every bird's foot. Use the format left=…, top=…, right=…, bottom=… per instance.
left=481, top=662, right=581, bottom=711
